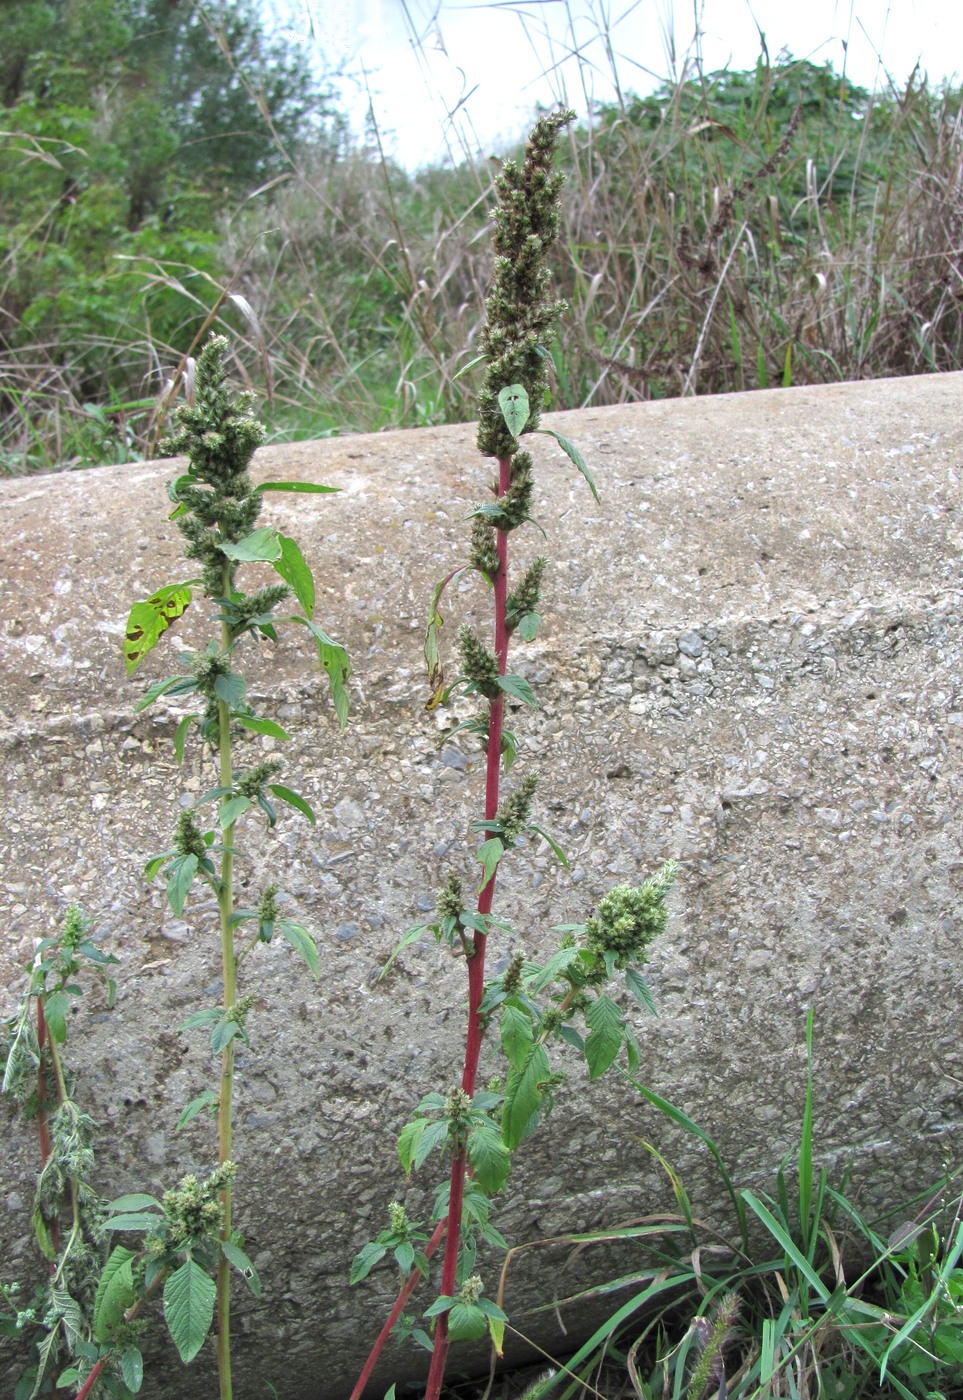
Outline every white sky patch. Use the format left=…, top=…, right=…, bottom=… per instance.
left=274, top=0, right=963, bottom=169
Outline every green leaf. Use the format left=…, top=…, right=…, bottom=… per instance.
left=166, top=853, right=198, bottom=916
left=502, top=1043, right=550, bottom=1150
left=221, top=1241, right=261, bottom=1297
left=529, top=822, right=569, bottom=868
left=275, top=534, right=315, bottom=618
left=102, top=1212, right=163, bottom=1232
left=380, top=922, right=431, bottom=978
left=518, top=611, right=540, bottom=641
left=497, top=673, right=538, bottom=708
left=279, top=921, right=320, bottom=978
left=497, top=383, right=530, bottom=438
left=107, top=1194, right=163, bottom=1212
left=255, top=480, right=340, bottom=495
left=124, top=584, right=194, bottom=674
left=500, top=1004, right=534, bottom=1070
left=414, top=1120, right=449, bottom=1171
left=625, top=967, right=658, bottom=1016
left=218, top=795, right=251, bottom=829
left=270, top=784, right=316, bottom=824
left=42, top=991, right=69, bottom=1044
left=529, top=945, right=580, bottom=993
left=393, top=1241, right=415, bottom=1276
left=219, top=526, right=281, bottom=562
left=293, top=618, right=351, bottom=728
left=119, top=1346, right=144, bottom=1392
left=236, top=715, right=291, bottom=741
left=467, top=1121, right=512, bottom=1194
left=453, top=352, right=487, bottom=381
left=164, top=1259, right=216, bottom=1364
left=173, top=713, right=196, bottom=765
left=176, top=1090, right=219, bottom=1130
left=533, top=427, right=600, bottom=502
left=213, top=671, right=246, bottom=708
left=446, top=1301, right=488, bottom=1342
left=211, top=1020, right=242, bottom=1053
left=398, top=1118, right=428, bottom=1176
left=476, top=837, right=504, bottom=891
left=350, top=1241, right=388, bottom=1285
left=180, top=1008, right=222, bottom=1031
left=94, top=1248, right=136, bottom=1342
left=133, top=674, right=197, bottom=713
left=584, top=993, right=624, bottom=1080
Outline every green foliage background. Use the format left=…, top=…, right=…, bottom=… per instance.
left=3, top=0, right=963, bottom=471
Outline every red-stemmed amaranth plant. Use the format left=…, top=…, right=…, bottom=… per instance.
left=349, top=110, right=676, bottom=1400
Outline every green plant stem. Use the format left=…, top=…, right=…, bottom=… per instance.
left=424, top=455, right=512, bottom=1400
left=33, top=997, right=59, bottom=1266
left=216, top=568, right=237, bottom=1400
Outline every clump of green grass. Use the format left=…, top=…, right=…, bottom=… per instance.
left=485, top=1014, right=963, bottom=1400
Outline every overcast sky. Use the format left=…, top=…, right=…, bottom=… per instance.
left=277, top=0, right=963, bottom=168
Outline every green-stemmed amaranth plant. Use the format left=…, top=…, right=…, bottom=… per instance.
left=349, top=110, right=675, bottom=1400
left=122, top=334, right=349, bottom=1400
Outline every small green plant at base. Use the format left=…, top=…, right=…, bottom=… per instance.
left=116, top=333, right=349, bottom=1400
left=1, top=907, right=126, bottom=1398
left=347, top=110, right=676, bottom=1400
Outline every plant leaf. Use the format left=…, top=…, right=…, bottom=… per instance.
left=584, top=993, right=624, bottom=1080
left=256, top=481, right=339, bottom=494
left=275, top=533, right=315, bottom=618
left=219, top=526, right=280, bottom=562
left=270, top=784, right=316, bottom=824
left=236, top=715, right=290, bottom=741
left=380, top=922, right=432, bottom=978
left=533, top=427, right=600, bottom=501
left=467, top=1121, right=512, bottom=1194
left=497, top=673, right=538, bottom=708
left=476, top=837, right=504, bottom=891
left=176, top=1090, right=219, bottom=1130
left=497, top=383, right=530, bottom=438
left=124, top=584, right=194, bottom=674
left=166, top=854, right=198, bottom=915
left=502, top=1043, right=550, bottom=1150
left=279, top=920, right=320, bottom=978
left=529, top=822, right=569, bottom=868
left=350, top=1240, right=388, bottom=1284
left=173, top=713, right=196, bottom=764
left=94, top=1248, right=136, bottom=1343
left=221, top=1240, right=261, bottom=1297
left=500, top=1004, right=534, bottom=1071
left=213, top=671, right=246, bottom=708
left=163, top=1258, right=216, bottom=1364
left=625, top=967, right=658, bottom=1016
left=119, top=1346, right=144, bottom=1393
left=398, top=1118, right=428, bottom=1176
left=292, top=618, right=351, bottom=727
left=218, top=795, right=251, bottom=829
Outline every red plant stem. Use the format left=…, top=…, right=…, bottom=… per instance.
left=347, top=1217, right=447, bottom=1400
left=424, top=455, right=513, bottom=1400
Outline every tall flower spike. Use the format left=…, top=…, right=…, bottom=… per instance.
left=477, top=109, right=575, bottom=459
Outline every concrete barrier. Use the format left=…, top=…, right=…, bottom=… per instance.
left=2, top=372, right=962, bottom=1396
